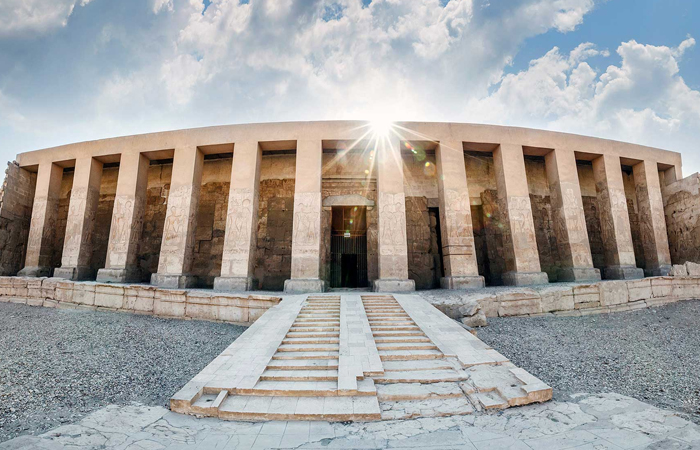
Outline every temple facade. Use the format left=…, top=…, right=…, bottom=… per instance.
left=5, top=121, right=687, bottom=293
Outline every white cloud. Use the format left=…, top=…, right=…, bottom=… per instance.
left=0, top=0, right=93, bottom=37
left=153, top=0, right=174, bottom=14
left=466, top=37, right=700, bottom=173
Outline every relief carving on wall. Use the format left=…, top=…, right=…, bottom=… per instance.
left=62, top=186, right=100, bottom=266
left=502, top=195, right=540, bottom=270
left=159, top=185, right=198, bottom=273
left=441, top=189, right=475, bottom=250
left=292, top=192, right=320, bottom=253
left=107, top=194, right=145, bottom=267
left=378, top=192, right=407, bottom=256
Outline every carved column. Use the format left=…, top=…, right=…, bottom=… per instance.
left=633, top=160, right=672, bottom=276
left=592, top=154, right=644, bottom=279
left=436, top=140, right=484, bottom=289
left=96, top=152, right=149, bottom=282
left=214, top=141, right=262, bottom=291
left=18, top=162, right=63, bottom=277
left=544, top=148, right=600, bottom=282
left=284, top=140, right=326, bottom=293
left=151, top=146, right=203, bottom=288
left=374, top=136, right=414, bottom=292
left=492, top=143, right=549, bottom=286
left=54, top=157, right=103, bottom=280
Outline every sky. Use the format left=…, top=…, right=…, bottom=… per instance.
left=0, top=0, right=699, bottom=174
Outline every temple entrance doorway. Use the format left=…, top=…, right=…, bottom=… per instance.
left=330, top=206, right=368, bottom=288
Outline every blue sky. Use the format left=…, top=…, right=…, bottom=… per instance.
left=0, top=0, right=698, bottom=174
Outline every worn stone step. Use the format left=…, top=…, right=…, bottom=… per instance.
left=376, top=342, right=437, bottom=351
left=379, top=397, right=475, bottom=420
left=372, top=326, right=420, bottom=332
left=242, top=380, right=339, bottom=396
left=379, top=349, right=443, bottom=360
left=376, top=382, right=465, bottom=401
left=289, top=327, right=340, bottom=332
left=278, top=344, right=339, bottom=352
left=286, top=332, right=340, bottom=338
left=374, top=370, right=466, bottom=384
left=373, top=331, right=425, bottom=337
left=282, top=338, right=340, bottom=345
left=218, top=395, right=381, bottom=421
left=373, top=337, right=431, bottom=343
left=294, top=318, right=341, bottom=323
left=382, top=360, right=454, bottom=372
left=369, top=321, right=415, bottom=326
left=273, top=351, right=340, bottom=360
left=267, top=359, right=339, bottom=370
left=260, top=369, right=338, bottom=381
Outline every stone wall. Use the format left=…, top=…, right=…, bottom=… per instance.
left=91, top=166, right=118, bottom=275
left=51, top=170, right=73, bottom=270
left=0, top=162, right=36, bottom=275
left=662, top=172, right=700, bottom=264
left=405, top=197, right=442, bottom=289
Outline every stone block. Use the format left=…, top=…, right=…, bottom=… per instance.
left=17, top=266, right=52, bottom=277
left=685, top=261, right=700, bottom=276
left=497, top=288, right=541, bottom=316
left=155, top=289, right=187, bottom=304
left=96, top=267, right=142, bottom=283
left=151, top=273, right=197, bottom=289
left=373, top=279, right=416, bottom=292
left=0, top=276, right=13, bottom=297
left=214, top=276, right=256, bottom=292
left=670, top=264, right=688, bottom=277
left=439, top=276, right=485, bottom=290
left=55, top=281, right=75, bottom=303
left=218, top=304, right=248, bottom=323
left=574, top=301, right=601, bottom=309
left=626, top=278, right=652, bottom=302
left=599, top=280, right=629, bottom=306
left=185, top=302, right=218, bottom=321
left=283, top=278, right=327, bottom=294
left=11, top=277, right=28, bottom=298
left=41, top=278, right=61, bottom=300
left=153, top=298, right=186, bottom=318
left=248, top=307, right=267, bottom=322
left=54, top=266, right=95, bottom=281
left=651, top=276, right=674, bottom=298
left=94, top=284, right=125, bottom=309
left=502, top=271, right=549, bottom=286
left=671, top=277, right=700, bottom=299
left=26, top=298, right=44, bottom=307
left=73, top=282, right=96, bottom=306
left=603, top=265, right=645, bottom=280
left=557, top=267, right=601, bottom=283
left=42, top=299, right=58, bottom=308
left=536, top=285, right=574, bottom=313
left=124, top=285, right=156, bottom=312
left=573, top=283, right=600, bottom=305
left=27, top=278, right=45, bottom=299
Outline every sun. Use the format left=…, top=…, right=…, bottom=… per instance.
left=369, top=119, right=394, bottom=138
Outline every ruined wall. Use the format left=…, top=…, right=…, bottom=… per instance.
left=0, top=163, right=36, bottom=275
left=662, top=172, right=700, bottom=264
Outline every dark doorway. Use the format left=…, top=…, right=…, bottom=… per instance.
left=330, top=206, right=368, bottom=288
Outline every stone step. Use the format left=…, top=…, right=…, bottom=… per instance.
left=376, top=342, right=438, bottom=351
left=368, top=317, right=412, bottom=321
left=373, top=337, right=431, bottom=343
left=379, top=349, right=443, bottom=360
left=381, top=359, right=455, bottom=372
left=260, top=369, right=339, bottom=381
left=218, top=395, right=381, bottom=421
left=294, top=318, right=341, bottom=323
left=376, top=382, right=465, bottom=401
left=373, top=331, right=425, bottom=337
left=379, top=397, right=475, bottom=420
left=286, top=332, right=340, bottom=338
left=241, top=379, right=376, bottom=397
left=289, top=327, right=340, bottom=332
left=273, top=351, right=340, bottom=360
left=282, top=338, right=340, bottom=345
left=277, top=344, right=339, bottom=352
left=374, top=370, right=466, bottom=384
left=267, top=359, right=339, bottom=370
left=372, top=326, right=420, bottom=332
left=369, top=321, right=415, bottom=326
left=297, top=314, right=340, bottom=318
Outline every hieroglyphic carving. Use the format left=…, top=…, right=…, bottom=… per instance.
left=106, top=194, right=145, bottom=268
left=549, top=180, right=593, bottom=268
left=220, top=188, right=258, bottom=277
left=25, top=197, right=58, bottom=267
left=292, top=192, right=320, bottom=250
left=500, top=195, right=540, bottom=272
left=635, top=175, right=672, bottom=268
left=158, top=185, right=199, bottom=274
left=61, top=185, right=100, bottom=267
left=378, top=192, right=407, bottom=255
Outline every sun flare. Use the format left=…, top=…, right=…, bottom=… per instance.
left=369, top=119, right=394, bottom=138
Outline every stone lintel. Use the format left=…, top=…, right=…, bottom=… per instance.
left=603, top=265, right=645, bottom=280
left=96, top=267, right=142, bottom=283
left=54, top=266, right=96, bottom=281
left=151, top=273, right=197, bottom=289
left=440, top=276, right=485, bottom=290
left=557, top=267, right=601, bottom=283
left=372, top=279, right=415, bottom=292
left=283, top=278, right=327, bottom=294
left=213, top=276, right=257, bottom=292
left=502, top=271, right=549, bottom=286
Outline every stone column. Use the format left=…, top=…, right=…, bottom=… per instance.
left=544, top=148, right=600, bottom=282
left=373, top=137, right=415, bottom=292
left=214, top=141, right=262, bottom=291
left=18, top=162, right=63, bottom=277
left=436, top=140, right=484, bottom=289
left=492, top=144, right=549, bottom=286
left=592, top=154, right=644, bottom=279
left=633, top=160, right=672, bottom=276
left=284, top=140, right=326, bottom=293
left=54, top=157, right=103, bottom=280
left=96, top=152, right=149, bottom=283
left=151, top=146, right=204, bottom=288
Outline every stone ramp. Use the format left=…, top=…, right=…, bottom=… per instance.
left=171, top=293, right=552, bottom=421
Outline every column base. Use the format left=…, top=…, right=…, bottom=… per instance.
left=96, top=268, right=142, bottom=283
left=603, top=265, right=645, bottom=280
left=557, top=267, right=601, bottom=283
left=283, top=278, right=327, bottom=294
left=54, top=266, right=95, bottom=281
left=440, top=276, right=485, bottom=290
left=151, top=273, right=197, bottom=289
left=17, top=266, right=52, bottom=277
left=373, top=279, right=415, bottom=292
left=645, top=265, right=672, bottom=277
left=502, top=271, right=549, bottom=286
left=213, top=276, right=256, bottom=292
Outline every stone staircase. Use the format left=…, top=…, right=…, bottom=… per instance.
left=362, top=295, right=475, bottom=420
left=171, top=293, right=552, bottom=422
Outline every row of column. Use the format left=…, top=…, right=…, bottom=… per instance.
left=19, top=141, right=672, bottom=290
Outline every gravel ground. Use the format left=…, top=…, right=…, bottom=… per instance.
left=478, top=299, right=700, bottom=424
left=0, top=303, right=246, bottom=443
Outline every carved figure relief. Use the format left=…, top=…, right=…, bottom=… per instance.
left=293, top=193, right=320, bottom=250
left=378, top=192, right=407, bottom=255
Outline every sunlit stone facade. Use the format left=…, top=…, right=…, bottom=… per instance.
left=11, top=121, right=683, bottom=292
